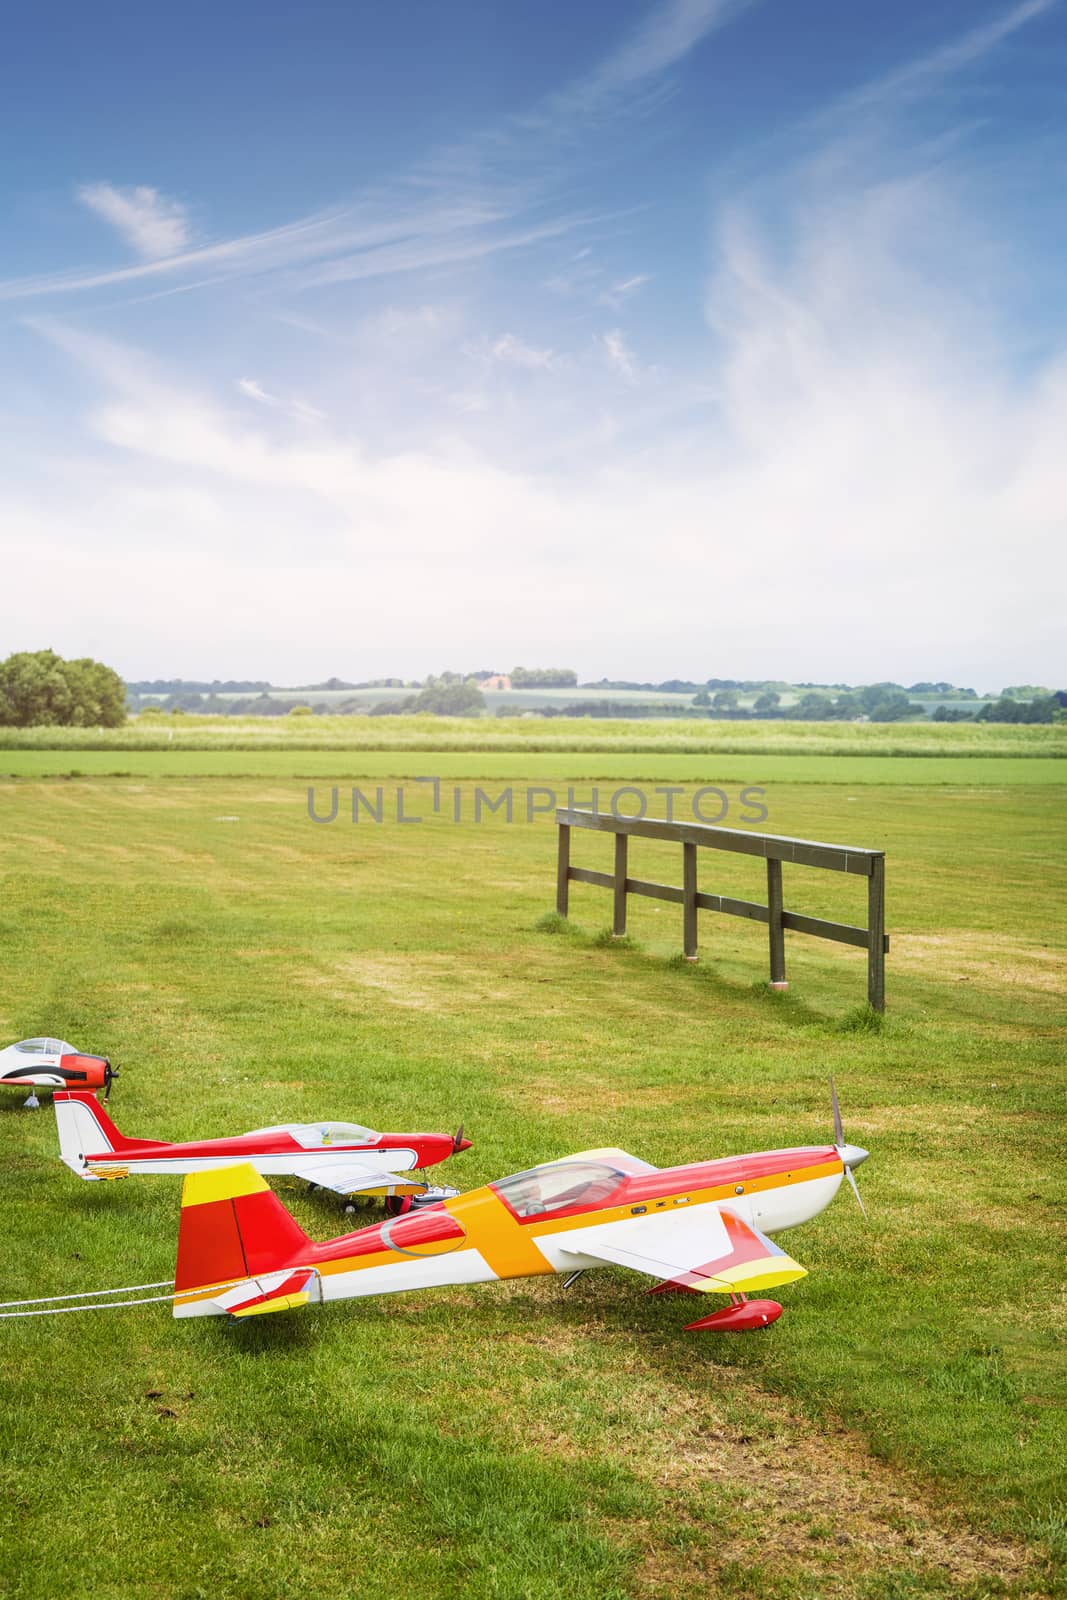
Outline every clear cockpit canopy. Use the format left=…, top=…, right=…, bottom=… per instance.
left=247, top=1122, right=380, bottom=1147
left=492, top=1160, right=626, bottom=1218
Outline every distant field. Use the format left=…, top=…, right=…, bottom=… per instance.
left=0, top=713, right=1063, bottom=757
left=0, top=772, right=1064, bottom=1599
left=2, top=748, right=1066, bottom=784
left=132, top=686, right=1001, bottom=715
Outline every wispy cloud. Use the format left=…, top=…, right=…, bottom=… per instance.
left=602, top=328, right=638, bottom=383
left=0, top=193, right=588, bottom=305
left=591, top=0, right=750, bottom=92
left=0, top=210, right=345, bottom=301
left=237, top=375, right=325, bottom=422
left=825, top=0, right=1056, bottom=122
left=490, top=333, right=555, bottom=370
left=535, top=0, right=754, bottom=127
left=600, top=273, right=652, bottom=309
left=78, top=183, right=191, bottom=259
left=2, top=1, right=1064, bottom=684
left=237, top=377, right=275, bottom=405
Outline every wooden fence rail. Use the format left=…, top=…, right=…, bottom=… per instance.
left=555, top=808, right=888, bottom=1010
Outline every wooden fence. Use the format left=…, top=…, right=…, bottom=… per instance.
left=555, top=808, right=888, bottom=1010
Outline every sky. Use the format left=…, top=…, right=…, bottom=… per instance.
left=2, top=0, right=1065, bottom=688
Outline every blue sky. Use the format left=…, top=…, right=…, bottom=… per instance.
left=2, top=0, right=1065, bottom=686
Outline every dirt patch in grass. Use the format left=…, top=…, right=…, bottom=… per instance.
left=0, top=831, right=68, bottom=856
left=299, top=951, right=576, bottom=1015
left=301, top=954, right=460, bottom=1011
left=629, top=1384, right=1037, bottom=1594
left=894, top=932, right=1067, bottom=995
left=511, top=1323, right=1038, bottom=1594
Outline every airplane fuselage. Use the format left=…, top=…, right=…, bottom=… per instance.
left=176, top=1143, right=852, bottom=1317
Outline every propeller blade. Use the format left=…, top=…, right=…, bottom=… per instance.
left=452, top=1123, right=465, bottom=1153
left=844, top=1162, right=867, bottom=1218
left=830, top=1075, right=844, bottom=1147
left=103, top=1060, right=118, bottom=1104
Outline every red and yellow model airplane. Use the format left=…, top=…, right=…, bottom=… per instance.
left=172, top=1085, right=869, bottom=1331
left=54, top=1090, right=470, bottom=1208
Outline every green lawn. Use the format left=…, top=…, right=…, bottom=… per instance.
left=2, top=748, right=1065, bottom=785
left=0, top=772, right=1064, bottom=1599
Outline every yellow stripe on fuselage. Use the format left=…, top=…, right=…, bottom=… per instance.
left=313, top=1157, right=841, bottom=1281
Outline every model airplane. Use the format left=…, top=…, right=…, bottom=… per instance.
left=54, top=1090, right=471, bottom=1208
left=1, top=1038, right=115, bottom=1108
left=171, top=1084, right=869, bottom=1331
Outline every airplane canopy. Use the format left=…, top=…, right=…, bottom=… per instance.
left=493, top=1160, right=626, bottom=1219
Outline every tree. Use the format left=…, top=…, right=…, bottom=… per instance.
left=754, top=690, right=780, bottom=712
left=712, top=688, right=739, bottom=711
left=0, top=649, right=127, bottom=727
left=792, top=691, right=834, bottom=719
left=511, top=666, right=578, bottom=687
left=691, top=688, right=711, bottom=707
left=977, top=695, right=1059, bottom=724
left=932, top=705, right=974, bottom=722
left=412, top=681, right=486, bottom=716
left=868, top=693, right=918, bottom=722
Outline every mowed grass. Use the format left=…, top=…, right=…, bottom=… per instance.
left=0, top=773, right=1064, bottom=1599
left=2, top=748, right=1066, bottom=785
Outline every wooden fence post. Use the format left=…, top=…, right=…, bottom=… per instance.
left=867, top=855, right=886, bottom=1012
left=556, top=823, right=571, bottom=917
left=767, top=857, right=786, bottom=988
left=613, top=832, right=628, bottom=937
left=683, top=841, right=698, bottom=960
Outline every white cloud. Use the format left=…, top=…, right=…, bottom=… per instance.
left=602, top=329, right=638, bottom=384
left=0, top=198, right=580, bottom=304
left=1, top=2, right=1064, bottom=685
left=592, top=0, right=749, bottom=91
left=236, top=377, right=276, bottom=406
left=600, top=273, right=651, bottom=309
left=490, top=333, right=555, bottom=369
left=78, top=183, right=190, bottom=259
left=830, top=0, right=1056, bottom=120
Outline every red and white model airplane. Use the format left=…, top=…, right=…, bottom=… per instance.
left=0, top=1038, right=116, bottom=1108
left=54, top=1091, right=471, bottom=1208
left=171, top=1084, right=869, bottom=1331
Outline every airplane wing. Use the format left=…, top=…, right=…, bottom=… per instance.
left=288, top=1157, right=429, bottom=1198
left=558, top=1205, right=806, bottom=1296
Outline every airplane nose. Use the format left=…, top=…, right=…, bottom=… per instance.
left=838, top=1143, right=869, bottom=1169
left=457, top=1138, right=473, bottom=1153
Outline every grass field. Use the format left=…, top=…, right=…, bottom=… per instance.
left=1, top=713, right=1064, bottom=757
left=1, top=760, right=1065, bottom=1599
left=3, top=749, right=1067, bottom=786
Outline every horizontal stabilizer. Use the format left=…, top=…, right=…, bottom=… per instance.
left=227, top=1269, right=319, bottom=1318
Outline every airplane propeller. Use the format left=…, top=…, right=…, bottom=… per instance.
left=830, top=1076, right=868, bottom=1217
left=102, top=1059, right=119, bottom=1104
left=452, top=1123, right=465, bottom=1154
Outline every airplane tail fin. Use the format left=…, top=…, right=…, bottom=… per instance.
left=54, top=1089, right=126, bottom=1175
left=174, top=1164, right=314, bottom=1319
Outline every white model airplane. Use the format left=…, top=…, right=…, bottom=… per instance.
left=54, top=1090, right=470, bottom=1210
left=0, top=1039, right=115, bottom=1108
